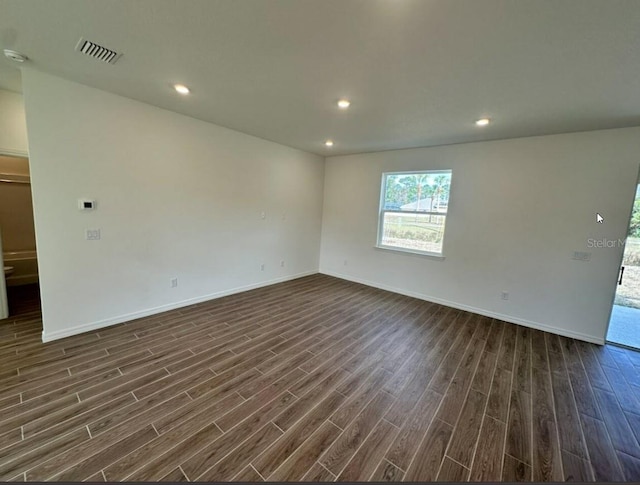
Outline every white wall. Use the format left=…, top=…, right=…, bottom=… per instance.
left=21, top=70, right=325, bottom=341
left=19, top=68, right=640, bottom=345
left=0, top=88, right=29, bottom=155
left=320, top=128, right=640, bottom=344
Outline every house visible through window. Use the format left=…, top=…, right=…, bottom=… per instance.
left=378, top=170, right=452, bottom=256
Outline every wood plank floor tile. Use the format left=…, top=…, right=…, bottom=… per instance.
left=560, top=450, right=594, bottom=482
left=0, top=394, right=79, bottom=436
left=427, top=319, right=474, bottom=395
left=0, top=429, right=22, bottom=452
left=616, top=451, right=640, bottom=481
left=0, top=428, right=90, bottom=480
left=370, top=459, right=404, bottom=482
left=20, top=367, right=122, bottom=403
left=580, top=413, right=624, bottom=481
left=469, top=415, right=505, bottom=481
left=79, top=367, right=170, bottom=401
left=446, top=389, right=487, bottom=468
left=5, top=278, right=640, bottom=482
left=551, top=372, right=588, bottom=459
left=575, top=340, right=612, bottom=391
left=152, top=390, right=244, bottom=435
left=234, top=465, right=264, bottom=482
left=513, top=326, right=532, bottom=393
left=486, top=366, right=512, bottom=423
left=601, top=363, right=640, bottom=415
left=497, top=324, right=517, bottom=371
left=54, top=425, right=158, bottom=481
left=123, top=422, right=224, bottom=481
left=198, top=422, right=284, bottom=481
left=252, top=391, right=346, bottom=478
left=103, top=391, right=243, bottom=480
left=319, top=391, right=395, bottom=476
left=531, top=366, right=563, bottom=481
left=403, top=418, right=453, bottom=482
left=384, top=388, right=442, bottom=471
left=502, top=454, right=532, bottom=482
left=273, top=374, right=348, bottom=432
left=301, top=462, right=336, bottom=482
left=505, top=389, right=532, bottom=466
left=438, top=456, right=470, bottom=481
left=434, top=336, right=485, bottom=426
left=22, top=392, right=136, bottom=439
left=593, top=387, right=640, bottom=459
left=624, top=410, right=640, bottom=447
left=159, top=467, right=188, bottom=482
left=268, top=420, right=342, bottom=481
left=157, top=390, right=296, bottom=481
left=88, top=391, right=192, bottom=437
left=544, top=333, right=562, bottom=355
left=330, top=368, right=391, bottom=430
left=215, top=367, right=306, bottom=431
left=547, top=349, right=567, bottom=376
left=567, top=363, right=602, bottom=419
left=335, top=419, right=398, bottom=482
left=484, top=320, right=504, bottom=355
left=471, top=349, right=499, bottom=395
left=236, top=351, right=311, bottom=399
left=531, top=329, right=549, bottom=371
left=85, top=471, right=106, bottom=482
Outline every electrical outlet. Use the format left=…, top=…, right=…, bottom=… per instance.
left=260, top=264, right=265, bottom=271
left=170, top=277, right=178, bottom=288
left=572, top=251, right=591, bottom=261
left=344, top=259, right=348, bottom=266
left=501, top=291, right=509, bottom=300
left=85, top=229, right=101, bottom=240
left=280, top=260, right=285, bottom=267
left=260, top=211, right=266, bottom=220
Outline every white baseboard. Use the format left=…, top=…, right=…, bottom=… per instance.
left=42, top=270, right=318, bottom=342
left=320, top=270, right=605, bottom=345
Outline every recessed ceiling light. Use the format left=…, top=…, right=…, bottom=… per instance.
left=174, top=84, right=190, bottom=95
left=475, top=118, right=490, bottom=126
left=325, top=140, right=334, bottom=147
left=337, top=99, right=351, bottom=109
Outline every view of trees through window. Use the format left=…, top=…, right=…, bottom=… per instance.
left=617, top=185, right=640, bottom=309
left=379, top=171, right=452, bottom=254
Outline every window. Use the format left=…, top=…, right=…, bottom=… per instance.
left=377, top=170, right=452, bottom=256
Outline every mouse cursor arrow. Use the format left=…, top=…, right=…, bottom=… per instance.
left=596, top=213, right=604, bottom=223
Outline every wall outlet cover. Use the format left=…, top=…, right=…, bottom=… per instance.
left=85, top=229, right=101, bottom=240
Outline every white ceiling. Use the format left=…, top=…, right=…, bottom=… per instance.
left=1, top=0, right=640, bottom=156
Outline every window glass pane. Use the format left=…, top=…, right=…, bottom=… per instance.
left=380, top=212, right=446, bottom=253
left=383, top=172, right=451, bottom=213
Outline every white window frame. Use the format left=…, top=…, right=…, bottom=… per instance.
left=376, top=169, right=452, bottom=258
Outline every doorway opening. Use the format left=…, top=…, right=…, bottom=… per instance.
left=607, top=183, right=640, bottom=349
left=0, top=153, right=40, bottom=319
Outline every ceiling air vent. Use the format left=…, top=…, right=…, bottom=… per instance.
left=75, top=38, right=122, bottom=64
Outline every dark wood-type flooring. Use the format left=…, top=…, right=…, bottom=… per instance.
left=2, top=275, right=640, bottom=481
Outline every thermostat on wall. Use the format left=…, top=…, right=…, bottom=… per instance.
left=78, top=199, right=96, bottom=210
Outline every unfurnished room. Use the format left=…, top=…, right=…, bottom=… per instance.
left=1, top=0, right=640, bottom=482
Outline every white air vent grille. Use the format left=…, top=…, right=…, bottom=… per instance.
left=75, top=38, right=122, bottom=64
